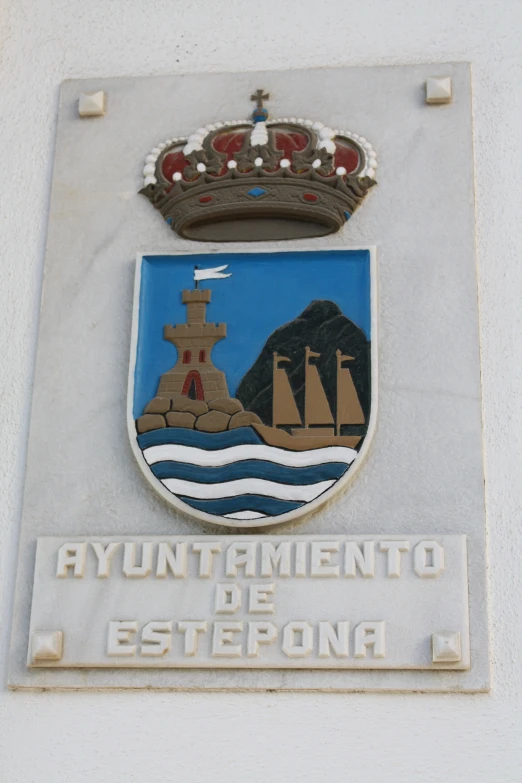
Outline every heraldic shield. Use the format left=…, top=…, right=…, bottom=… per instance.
left=128, top=249, right=376, bottom=527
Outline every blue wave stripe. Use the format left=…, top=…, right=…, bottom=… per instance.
left=137, top=426, right=262, bottom=451
left=178, top=495, right=304, bottom=516
left=151, top=460, right=348, bottom=484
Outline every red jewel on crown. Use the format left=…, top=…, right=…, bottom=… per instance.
left=140, top=90, right=377, bottom=242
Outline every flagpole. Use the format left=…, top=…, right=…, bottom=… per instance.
left=194, top=265, right=199, bottom=290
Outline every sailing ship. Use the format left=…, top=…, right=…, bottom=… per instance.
left=253, top=347, right=365, bottom=450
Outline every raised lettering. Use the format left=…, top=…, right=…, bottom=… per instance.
left=414, top=541, right=444, bottom=578
left=318, top=621, right=350, bottom=658
left=141, top=621, right=173, bottom=657
left=215, top=583, right=242, bottom=613
left=248, top=583, right=275, bottom=613
left=311, top=542, right=340, bottom=577
left=379, top=541, right=410, bottom=577
left=344, top=541, right=375, bottom=578
left=156, top=542, right=187, bottom=578
left=56, top=542, right=87, bottom=578
left=91, top=542, right=120, bottom=578
left=122, top=542, right=153, bottom=578
left=282, top=621, right=313, bottom=658
left=260, top=542, right=291, bottom=577
left=247, top=622, right=278, bottom=657
left=212, top=622, right=243, bottom=657
left=192, top=541, right=222, bottom=578
left=107, top=621, right=138, bottom=656
left=295, top=541, right=307, bottom=577
left=178, top=621, right=207, bottom=656
left=225, top=543, right=256, bottom=577
left=354, top=621, right=386, bottom=658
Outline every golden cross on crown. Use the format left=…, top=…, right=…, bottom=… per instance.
left=251, top=89, right=269, bottom=110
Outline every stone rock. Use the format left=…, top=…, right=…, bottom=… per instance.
left=228, top=411, right=262, bottom=429
left=208, top=397, right=243, bottom=415
left=195, top=410, right=231, bottom=433
left=166, top=411, right=196, bottom=429
left=136, top=414, right=166, bottom=434
left=144, top=396, right=171, bottom=414
left=172, top=397, right=208, bottom=416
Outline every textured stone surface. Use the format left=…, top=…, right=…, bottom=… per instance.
left=195, top=409, right=230, bottom=432
left=171, top=397, right=208, bottom=416
left=228, top=410, right=262, bottom=429
left=165, top=411, right=196, bottom=428
left=135, top=413, right=165, bottom=433
left=208, top=397, right=243, bottom=415
left=144, top=396, right=171, bottom=414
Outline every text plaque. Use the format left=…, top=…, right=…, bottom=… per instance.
left=28, top=535, right=470, bottom=670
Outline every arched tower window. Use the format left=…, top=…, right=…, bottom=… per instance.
left=181, top=370, right=204, bottom=401
left=183, top=350, right=191, bottom=364
left=199, top=349, right=206, bottom=363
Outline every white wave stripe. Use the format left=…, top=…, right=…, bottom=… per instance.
left=161, top=477, right=336, bottom=502
left=224, top=510, right=267, bottom=520
left=144, top=443, right=357, bottom=469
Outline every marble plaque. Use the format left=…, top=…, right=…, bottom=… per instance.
left=9, top=63, right=489, bottom=691
left=28, top=535, right=470, bottom=670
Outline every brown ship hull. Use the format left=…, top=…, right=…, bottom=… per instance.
left=253, top=423, right=361, bottom=451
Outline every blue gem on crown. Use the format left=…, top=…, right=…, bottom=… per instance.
left=247, top=187, right=267, bottom=198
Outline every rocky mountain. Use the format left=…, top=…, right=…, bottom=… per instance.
left=236, top=300, right=371, bottom=432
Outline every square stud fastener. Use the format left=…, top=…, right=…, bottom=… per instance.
left=31, top=630, right=64, bottom=663
left=432, top=630, right=461, bottom=663
left=425, top=77, right=452, bottom=105
left=78, top=91, right=106, bottom=118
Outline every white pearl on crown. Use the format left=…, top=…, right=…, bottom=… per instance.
left=319, top=127, right=334, bottom=139
left=144, top=120, right=378, bottom=186
left=318, top=139, right=336, bottom=154
left=183, top=143, right=199, bottom=155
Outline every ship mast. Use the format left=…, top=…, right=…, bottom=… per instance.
left=336, top=349, right=365, bottom=435
left=304, top=346, right=334, bottom=429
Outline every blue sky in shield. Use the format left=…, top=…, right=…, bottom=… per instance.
left=133, top=249, right=371, bottom=418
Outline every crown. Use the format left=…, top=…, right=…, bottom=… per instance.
left=140, top=90, right=377, bottom=242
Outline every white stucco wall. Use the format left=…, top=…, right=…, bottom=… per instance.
left=1, top=0, right=520, bottom=779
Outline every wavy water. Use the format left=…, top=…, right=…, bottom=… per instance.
left=137, top=427, right=357, bottom=520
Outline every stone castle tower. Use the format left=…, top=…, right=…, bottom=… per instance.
left=156, top=289, right=229, bottom=402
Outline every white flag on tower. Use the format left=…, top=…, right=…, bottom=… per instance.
left=194, top=264, right=232, bottom=281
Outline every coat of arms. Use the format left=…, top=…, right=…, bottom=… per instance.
left=129, top=92, right=377, bottom=527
